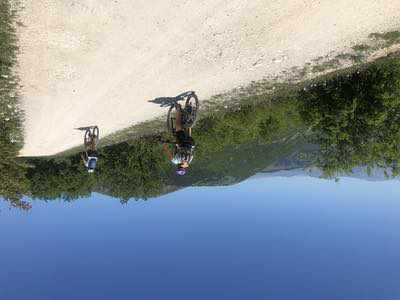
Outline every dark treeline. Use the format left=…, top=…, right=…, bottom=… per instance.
left=2, top=53, right=400, bottom=206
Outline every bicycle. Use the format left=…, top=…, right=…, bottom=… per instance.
left=166, top=91, right=199, bottom=134
left=76, top=126, right=99, bottom=173
left=76, top=126, right=99, bottom=148
left=152, top=91, right=199, bottom=176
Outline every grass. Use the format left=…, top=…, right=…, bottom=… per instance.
left=308, top=29, right=400, bottom=73
left=311, top=58, right=340, bottom=72
left=352, top=44, right=371, bottom=52
left=370, top=30, right=400, bottom=46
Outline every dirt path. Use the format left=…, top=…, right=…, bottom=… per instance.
left=16, top=0, right=400, bottom=156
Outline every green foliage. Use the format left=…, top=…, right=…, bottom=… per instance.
left=352, top=44, right=371, bottom=52
left=194, top=97, right=302, bottom=159
left=0, top=158, right=29, bottom=205
left=26, top=156, right=95, bottom=201
left=0, top=1, right=29, bottom=209
left=96, top=138, right=171, bottom=201
left=23, top=137, right=171, bottom=202
left=370, top=31, right=400, bottom=46
left=298, top=58, right=400, bottom=177
left=176, top=95, right=306, bottom=186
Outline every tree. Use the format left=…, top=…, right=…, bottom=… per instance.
left=298, top=57, right=400, bottom=177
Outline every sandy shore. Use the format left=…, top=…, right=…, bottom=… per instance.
left=16, top=0, right=400, bottom=156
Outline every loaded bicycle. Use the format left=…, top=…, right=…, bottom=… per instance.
left=156, top=91, right=199, bottom=176
left=77, top=126, right=99, bottom=173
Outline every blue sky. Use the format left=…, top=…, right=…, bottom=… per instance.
left=0, top=176, right=399, bottom=300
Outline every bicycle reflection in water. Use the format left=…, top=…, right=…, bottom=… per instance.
left=76, top=126, right=99, bottom=173
left=149, top=91, right=199, bottom=176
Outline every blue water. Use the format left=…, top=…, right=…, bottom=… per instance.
left=1, top=176, right=399, bottom=300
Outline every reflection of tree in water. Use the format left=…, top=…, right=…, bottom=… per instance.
left=298, top=57, right=400, bottom=178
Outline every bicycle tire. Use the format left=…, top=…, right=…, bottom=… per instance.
left=84, top=129, right=91, bottom=145
left=166, top=105, right=177, bottom=134
left=92, top=126, right=99, bottom=143
left=184, top=92, right=199, bottom=127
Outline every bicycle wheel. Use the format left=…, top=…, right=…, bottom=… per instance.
left=84, top=129, right=91, bottom=145
left=166, top=105, right=177, bottom=134
left=92, top=126, right=99, bottom=143
left=184, top=93, right=199, bottom=127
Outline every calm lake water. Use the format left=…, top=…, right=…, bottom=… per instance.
left=1, top=175, right=399, bottom=300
